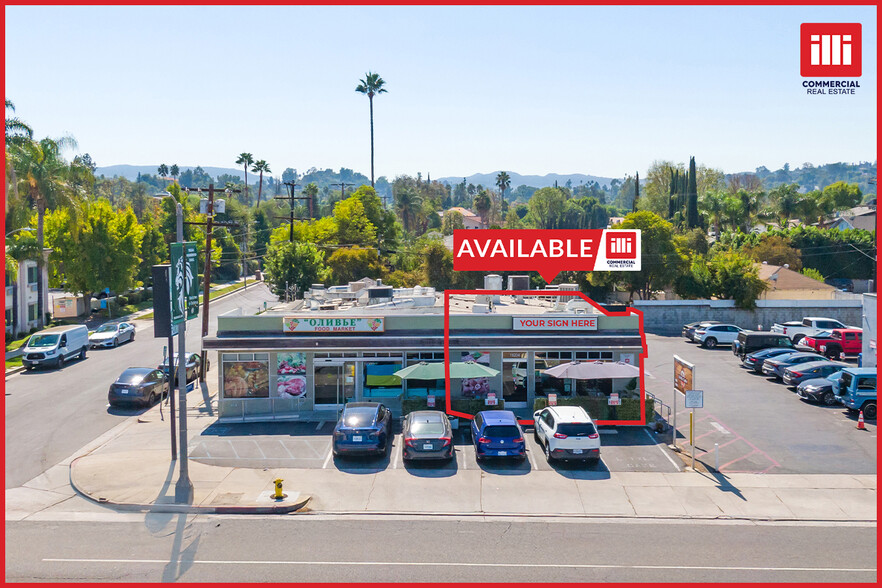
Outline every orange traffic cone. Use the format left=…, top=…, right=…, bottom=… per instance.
left=857, top=411, right=866, bottom=430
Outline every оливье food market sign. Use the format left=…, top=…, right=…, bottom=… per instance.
left=283, top=317, right=385, bottom=333
left=453, top=229, right=641, bottom=282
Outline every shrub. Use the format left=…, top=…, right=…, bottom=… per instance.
left=450, top=398, right=505, bottom=415
left=532, top=395, right=654, bottom=424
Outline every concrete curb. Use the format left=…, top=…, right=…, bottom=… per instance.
left=5, top=365, right=26, bottom=377
left=68, top=455, right=311, bottom=515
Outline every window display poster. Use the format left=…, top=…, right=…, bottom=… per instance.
left=461, top=351, right=490, bottom=397
left=276, top=352, right=307, bottom=398
left=224, top=360, right=270, bottom=398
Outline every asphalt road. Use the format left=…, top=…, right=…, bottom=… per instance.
left=4, top=284, right=278, bottom=488
left=5, top=517, right=876, bottom=582
left=644, top=335, right=877, bottom=475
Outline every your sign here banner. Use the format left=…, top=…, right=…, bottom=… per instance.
left=512, top=316, right=598, bottom=330
left=453, top=229, right=641, bottom=282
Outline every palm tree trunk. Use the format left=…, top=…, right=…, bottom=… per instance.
left=369, top=96, right=375, bottom=188
left=36, top=199, right=45, bottom=328
left=244, top=166, right=249, bottom=205
left=257, top=171, right=264, bottom=206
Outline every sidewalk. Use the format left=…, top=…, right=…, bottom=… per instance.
left=61, top=383, right=877, bottom=521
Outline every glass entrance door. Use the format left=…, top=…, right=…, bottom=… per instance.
left=313, top=362, right=355, bottom=411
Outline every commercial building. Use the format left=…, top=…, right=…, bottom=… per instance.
left=203, top=280, right=647, bottom=424
left=862, top=292, right=876, bottom=367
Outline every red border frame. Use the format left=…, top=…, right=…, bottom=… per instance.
left=443, top=289, right=647, bottom=426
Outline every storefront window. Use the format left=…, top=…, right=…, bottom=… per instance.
left=460, top=351, right=491, bottom=398
left=534, top=351, right=574, bottom=397
left=276, top=352, right=307, bottom=399
left=502, top=352, right=527, bottom=403
left=222, top=354, right=270, bottom=398
left=363, top=359, right=403, bottom=400
left=405, top=352, right=446, bottom=397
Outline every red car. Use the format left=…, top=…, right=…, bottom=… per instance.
left=801, top=329, right=862, bottom=359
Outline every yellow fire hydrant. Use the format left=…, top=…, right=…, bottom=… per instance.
left=273, top=478, right=287, bottom=500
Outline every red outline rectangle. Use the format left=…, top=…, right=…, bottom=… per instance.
left=443, top=290, right=648, bottom=426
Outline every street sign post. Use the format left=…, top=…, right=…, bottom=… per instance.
left=672, top=355, right=696, bottom=450
left=684, top=389, right=704, bottom=470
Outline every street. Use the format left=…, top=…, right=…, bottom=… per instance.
left=4, top=284, right=278, bottom=488
left=5, top=516, right=875, bottom=582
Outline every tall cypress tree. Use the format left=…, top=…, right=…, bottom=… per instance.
left=632, top=171, right=640, bottom=213
left=668, top=167, right=676, bottom=220
left=687, top=156, right=699, bottom=228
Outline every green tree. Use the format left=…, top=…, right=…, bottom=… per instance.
left=686, top=156, right=699, bottom=228
left=235, top=153, right=254, bottom=204
left=801, top=267, right=825, bottom=282
left=355, top=71, right=388, bottom=188
left=303, top=182, right=319, bottom=218
left=526, top=187, right=567, bottom=229
left=45, top=199, right=145, bottom=298
left=137, top=222, right=165, bottom=285
left=12, top=136, right=82, bottom=326
left=327, top=246, right=383, bottom=284
left=251, top=159, right=271, bottom=206
left=496, top=171, right=511, bottom=201
left=769, top=183, right=801, bottom=227
left=421, top=241, right=455, bottom=290
left=157, top=163, right=169, bottom=178
left=5, top=99, right=32, bottom=145
left=700, top=189, right=726, bottom=234
left=708, top=250, right=767, bottom=309
left=263, top=241, right=327, bottom=297
left=820, top=181, right=862, bottom=210
left=351, top=184, right=396, bottom=244
left=394, top=185, right=422, bottom=233
left=441, top=210, right=465, bottom=235
left=334, top=196, right=377, bottom=245
left=607, top=211, right=685, bottom=301
left=169, top=164, right=180, bottom=184
left=473, top=189, right=492, bottom=227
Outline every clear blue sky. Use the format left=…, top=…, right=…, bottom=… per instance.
left=5, top=5, right=877, bottom=181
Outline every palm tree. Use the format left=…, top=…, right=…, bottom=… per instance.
left=699, top=189, right=726, bottom=234
left=235, top=153, right=254, bottom=204
left=12, top=136, right=80, bottom=327
left=495, top=171, right=511, bottom=202
left=473, top=189, right=492, bottom=227
left=394, top=186, right=422, bottom=233
left=170, top=164, right=180, bottom=184
left=252, top=160, right=271, bottom=206
left=355, top=72, right=388, bottom=188
left=5, top=100, right=32, bottom=144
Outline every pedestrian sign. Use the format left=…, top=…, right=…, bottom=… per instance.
left=170, top=242, right=199, bottom=325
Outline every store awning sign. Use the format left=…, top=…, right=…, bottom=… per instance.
left=453, top=229, right=641, bottom=282
left=513, top=316, right=597, bottom=330
left=283, top=316, right=384, bottom=333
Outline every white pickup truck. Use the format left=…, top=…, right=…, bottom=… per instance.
left=770, top=317, right=855, bottom=344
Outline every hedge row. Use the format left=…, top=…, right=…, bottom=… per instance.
left=533, top=396, right=655, bottom=424
left=401, top=396, right=506, bottom=416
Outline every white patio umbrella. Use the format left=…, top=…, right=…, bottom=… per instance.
left=393, top=361, right=500, bottom=380
left=543, top=360, right=641, bottom=380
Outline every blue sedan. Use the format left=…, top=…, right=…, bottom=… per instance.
left=742, top=347, right=798, bottom=374
left=332, top=402, right=393, bottom=457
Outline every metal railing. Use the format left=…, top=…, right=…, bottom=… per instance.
left=645, top=390, right=672, bottom=431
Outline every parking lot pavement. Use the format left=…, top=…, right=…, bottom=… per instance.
left=189, top=420, right=681, bottom=475
left=645, top=334, right=876, bottom=475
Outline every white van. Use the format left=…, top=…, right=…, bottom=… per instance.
left=21, top=325, right=90, bottom=370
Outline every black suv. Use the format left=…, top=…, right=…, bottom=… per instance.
left=732, top=331, right=795, bottom=358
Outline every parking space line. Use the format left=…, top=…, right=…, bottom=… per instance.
left=526, top=442, right=538, bottom=470
left=710, top=421, right=730, bottom=435
left=315, top=421, right=324, bottom=431
left=391, top=436, right=400, bottom=469
left=694, top=436, right=742, bottom=458
left=322, top=445, right=333, bottom=469
left=718, top=448, right=759, bottom=470
left=643, top=427, right=680, bottom=471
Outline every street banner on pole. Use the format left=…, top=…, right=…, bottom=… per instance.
left=185, top=242, right=199, bottom=320
left=170, top=242, right=199, bottom=325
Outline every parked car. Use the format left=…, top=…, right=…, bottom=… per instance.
left=158, top=352, right=209, bottom=383
left=770, top=317, right=854, bottom=344
left=532, top=405, right=601, bottom=465
left=21, top=325, right=89, bottom=370
left=401, top=410, right=454, bottom=462
left=682, top=320, right=721, bottom=340
left=801, top=329, right=863, bottom=359
left=796, top=371, right=845, bottom=406
left=89, top=321, right=135, bottom=348
left=693, top=324, right=743, bottom=349
left=834, top=368, right=877, bottom=419
left=108, top=367, right=168, bottom=407
left=742, top=347, right=799, bottom=374
left=471, top=410, right=526, bottom=462
left=332, top=402, right=393, bottom=456
left=782, top=360, right=849, bottom=387
left=732, top=331, right=796, bottom=359
left=762, top=352, right=826, bottom=380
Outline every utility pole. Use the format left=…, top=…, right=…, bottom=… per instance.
left=275, top=182, right=314, bottom=242
left=174, top=202, right=193, bottom=504
left=241, top=236, right=248, bottom=290
left=331, top=181, right=355, bottom=201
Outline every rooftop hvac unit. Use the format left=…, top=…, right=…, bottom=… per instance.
left=484, top=274, right=502, bottom=303
left=508, top=274, right=530, bottom=304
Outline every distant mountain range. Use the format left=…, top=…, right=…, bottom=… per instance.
left=435, top=171, right=616, bottom=189
left=95, top=164, right=246, bottom=181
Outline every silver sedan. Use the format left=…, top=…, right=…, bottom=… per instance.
left=89, top=322, right=136, bottom=348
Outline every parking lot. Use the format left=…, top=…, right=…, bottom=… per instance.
left=189, top=420, right=681, bottom=475
left=644, top=334, right=876, bottom=475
